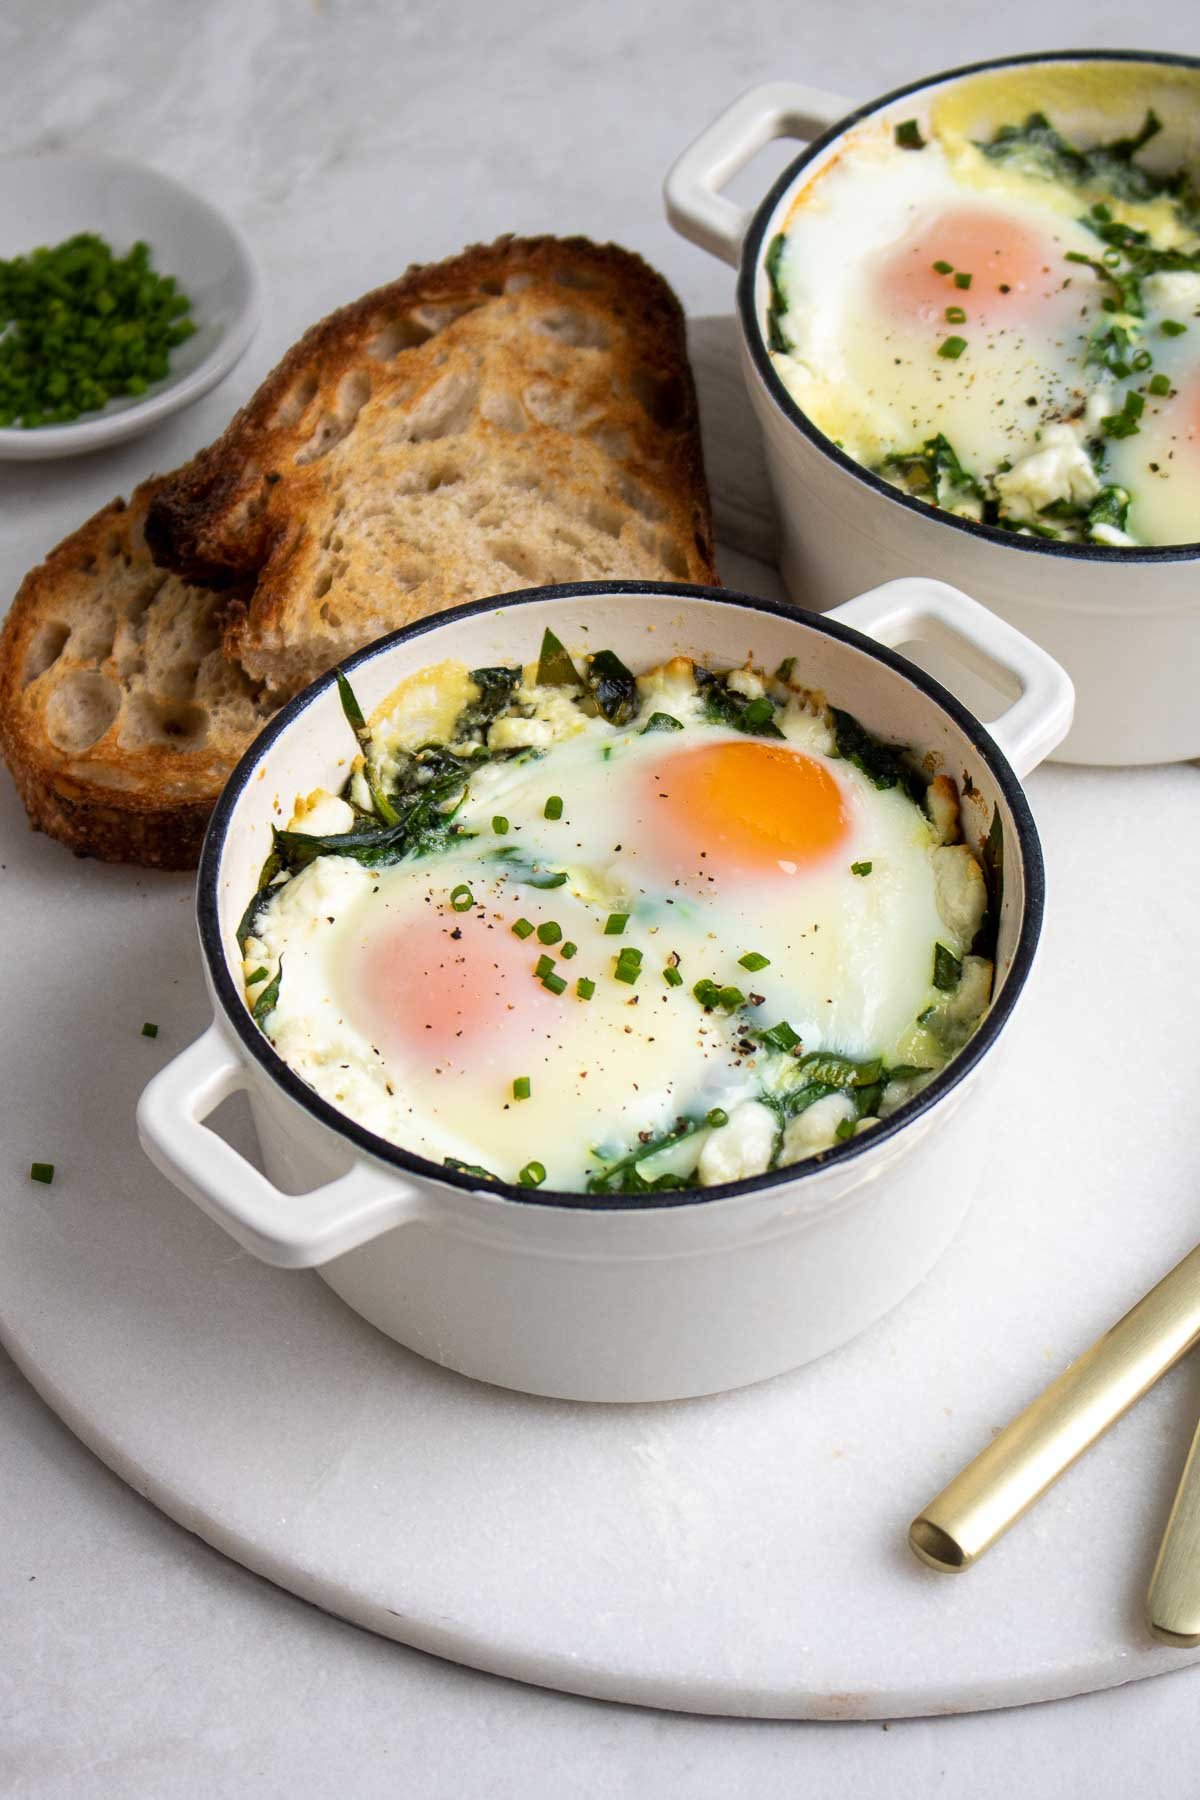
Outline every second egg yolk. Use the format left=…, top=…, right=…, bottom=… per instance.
left=643, top=739, right=851, bottom=881
left=873, top=205, right=1057, bottom=325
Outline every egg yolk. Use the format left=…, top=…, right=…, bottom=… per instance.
left=353, top=902, right=560, bottom=1070
left=643, top=739, right=851, bottom=880
left=874, top=205, right=1056, bottom=325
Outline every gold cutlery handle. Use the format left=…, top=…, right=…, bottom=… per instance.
left=910, top=1242, right=1200, bottom=1573
left=1148, top=1414, right=1200, bottom=1646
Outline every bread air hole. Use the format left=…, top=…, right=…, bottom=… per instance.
left=489, top=538, right=543, bottom=582
left=632, top=368, right=685, bottom=432
left=43, top=669, right=121, bottom=752
left=404, top=369, right=480, bottom=441
left=583, top=496, right=625, bottom=539
left=272, top=373, right=319, bottom=429
left=368, top=317, right=434, bottom=360
left=479, top=387, right=527, bottom=433
left=617, top=471, right=665, bottom=523
left=22, top=620, right=70, bottom=686
left=294, top=371, right=372, bottom=467
left=535, top=307, right=610, bottom=350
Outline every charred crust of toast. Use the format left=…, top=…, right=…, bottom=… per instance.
left=146, top=233, right=716, bottom=586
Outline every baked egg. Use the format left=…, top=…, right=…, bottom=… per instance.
left=768, top=94, right=1200, bottom=547
left=240, top=635, right=995, bottom=1194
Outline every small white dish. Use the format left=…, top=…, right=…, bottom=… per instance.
left=0, top=151, right=260, bottom=460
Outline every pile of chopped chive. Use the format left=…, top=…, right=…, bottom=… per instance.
left=0, top=233, right=196, bottom=428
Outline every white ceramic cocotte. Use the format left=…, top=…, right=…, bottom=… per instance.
left=664, top=51, right=1200, bottom=766
left=138, top=580, right=1073, bottom=1402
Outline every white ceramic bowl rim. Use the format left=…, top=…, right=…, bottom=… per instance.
left=737, top=47, right=1200, bottom=566
left=197, top=581, right=1045, bottom=1212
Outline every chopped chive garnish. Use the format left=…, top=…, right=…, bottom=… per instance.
left=614, top=961, right=641, bottom=985
left=758, top=1020, right=801, bottom=1053
left=835, top=1118, right=857, bottom=1142
left=1101, top=409, right=1140, bottom=438
left=1162, top=319, right=1187, bottom=336
left=706, top=1107, right=729, bottom=1128
left=517, top=1161, right=546, bottom=1187
left=716, top=984, right=745, bottom=1011
left=535, top=953, right=556, bottom=979
left=894, top=119, right=925, bottom=150
left=1150, top=372, right=1172, bottom=396
left=738, top=951, right=770, bottom=972
left=560, top=941, right=578, bottom=959
left=604, top=913, right=629, bottom=935
left=247, top=967, right=269, bottom=984
left=693, top=977, right=721, bottom=1008
left=513, top=1076, right=531, bottom=1101
left=663, top=965, right=684, bottom=987
left=449, top=884, right=474, bottom=912
left=576, top=977, right=596, bottom=1000
left=536, top=921, right=562, bottom=945
left=953, top=271, right=972, bottom=290
left=141, top=1021, right=159, bottom=1038
left=932, top=259, right=953, bottom=275
left=938, top=335, right=967, bottom=360
left=616, top=945, right=643, bottom=965
left=544, top=795, right=564, bottom=820
left=542, top=971, right=567, bottom=996
left=30, top=1162, right=54, bottom=1184
left=492, top=815, right=510, bottom=835
left=945, top=305, right=966, bottom=324
left=933, top=943, right=962, bottom=991
left=512, top=917, right=535, bottom=940
left=1131, top=349, right=1153, bottom=372
left=1124, top=389, right=1145, bottom=419
left=851, top=861, right=872, bottom=876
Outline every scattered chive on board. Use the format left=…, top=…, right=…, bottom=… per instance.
left=30, top=1162, right=54, bottom=1184
left=141, top=1021, right=160, bottom=1037
left=894, top=119, right=925, bottom=150
left=0, top=233, right=196, bottom=429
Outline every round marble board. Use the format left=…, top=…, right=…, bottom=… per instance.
left=2, top=728, right=1199, bottom=1720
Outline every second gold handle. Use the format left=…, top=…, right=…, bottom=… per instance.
left=910, top=1240, right=1200, bottom=1573
left=1147, top=1412, right=1200, bottom=1647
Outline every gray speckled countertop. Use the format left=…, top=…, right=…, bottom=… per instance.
left=3, top=2, right=1199, bottom=1792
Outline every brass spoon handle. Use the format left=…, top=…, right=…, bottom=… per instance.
left=1148, top=1415, right=1200, bottom=1646
left=910, top=1241, right=1200, bottom=1573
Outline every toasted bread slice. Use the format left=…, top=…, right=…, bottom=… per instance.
left=147, top=235, right=717, bottom=699
left=0, top=483, right=271, bottom=868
